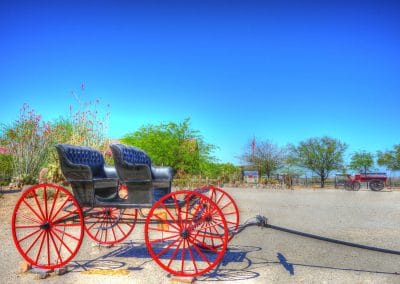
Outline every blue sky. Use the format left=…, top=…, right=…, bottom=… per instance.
left=1, top=0, right=399, bottom=165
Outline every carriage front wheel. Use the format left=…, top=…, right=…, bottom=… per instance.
left=12, top=183, right=84, bottom=269
left=145, top=190, right=228, bottom=277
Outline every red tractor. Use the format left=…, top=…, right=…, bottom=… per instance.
left=345, top=173, right=387, bottom=191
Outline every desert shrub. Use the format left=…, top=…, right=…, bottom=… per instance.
left=0, top=104, right=52, bottom=185
left=45, top=96, right=112, bottom=182
left=0, top=154, right=12, bottom=185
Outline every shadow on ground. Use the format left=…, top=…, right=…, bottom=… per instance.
left=68, top=241, right=399, bottom=282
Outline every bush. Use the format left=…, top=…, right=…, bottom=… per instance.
left=0, top=104, right=52, bottom=185
left=0, top=154, right=12, bottom=185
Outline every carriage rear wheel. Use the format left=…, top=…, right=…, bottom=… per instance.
left=12, top=183, right=84, bottom=269
left=145, top=190, right=228, bottom=277
left=369, top=180, right=384, bottom=191
left=84, top=184, right=137, bottom=245
left=198, top=185, right=239, bottom=246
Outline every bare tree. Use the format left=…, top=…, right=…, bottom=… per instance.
left=240, top=139, right=285, bottom=178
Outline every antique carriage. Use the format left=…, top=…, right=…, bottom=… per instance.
left=344, top=172, right=387, bottom=191
left=11, top=144, right=239, bottom=277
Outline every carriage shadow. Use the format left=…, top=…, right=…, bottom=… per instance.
left=70, top=241, right=262, bottom=281
left=70, top=240, right=400, bottom=281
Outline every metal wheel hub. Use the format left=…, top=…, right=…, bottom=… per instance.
left=205, top=215, right=212, bottom=222
left=180, top=229, right=190, bottom=239
left=40, top=221, right=51, bottom=231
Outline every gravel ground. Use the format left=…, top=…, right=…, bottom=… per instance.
left=1, top=187, right=399, bottom=283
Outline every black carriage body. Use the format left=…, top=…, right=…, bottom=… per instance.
left=56, top=143, right=174, bottom=209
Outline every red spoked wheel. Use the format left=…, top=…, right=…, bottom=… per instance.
left=145, top=190, right=228, bottom=277
left=200, top=185, right=239, bottom=244
left=12, top=183, right=84, bottom=269
left=84, top=184, right=137, bottom=245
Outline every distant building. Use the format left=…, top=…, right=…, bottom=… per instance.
left=243, top=170, right=259, bottom=183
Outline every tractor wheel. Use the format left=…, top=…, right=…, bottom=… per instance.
left=369, top=180, right=384, bottom=191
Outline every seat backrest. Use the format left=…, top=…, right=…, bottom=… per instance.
left=110, top=144, right=152, bottom=167
left=56, top=144, right=106, bottom=179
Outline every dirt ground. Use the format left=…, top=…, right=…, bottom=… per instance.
left=1, top=187, right=400, bottom=283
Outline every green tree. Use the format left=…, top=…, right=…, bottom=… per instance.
left=349, top=151, right=374, bottom=174
left=122, top=118, right=216, bottom=176
left=240, top=139, right=285, bottom=178
left=289, top=136, right=347, bottom=188
left=377, top=144, right=400, bottom=171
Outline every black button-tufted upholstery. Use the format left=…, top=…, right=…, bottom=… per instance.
left=63, top=146, right=106, bottom=178
left=121, top=147, right=152, bottom=167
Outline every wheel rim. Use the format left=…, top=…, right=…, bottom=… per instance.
left=145, top=190, right=228, bottom=277
left=12, top=183, right=84, bottom=269
left=84, top=184, right=137, bottom=245
left=200, top=185, right=239, bottom=244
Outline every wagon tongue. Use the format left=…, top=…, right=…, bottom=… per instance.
left=236, top=215, right=400, bottom=256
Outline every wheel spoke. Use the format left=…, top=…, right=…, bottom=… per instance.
left=54, top=223, right=82, bottom=227
left=51, top=229, right=74, bottom=255
left=46, top=231, right=51, bottom=266
left=48, top=188, right=60, bottom=220
left=153, top=212, right=180, bottom=231
left=155, top=237, right=181, bottom=258
left=161, top=203, right=180, bottom=228
left=43, top=186, right=49, bottom=220
left=186, top=240, right=198, bottom=274
left=20, top=213, right=42, bottom=224
left=32, top=192, right=46, bottom=221
left=181, top=237, right=186, bottom=272
left=52, top=209, right=78, bottom=225
left=51, top=197, right=72, bottom=223
left=150, top=233, right=180, bottom=244
left=49, top=231, right=63, bottom=264
left=190, top=235, right=219, bottom=253
left=148, top=227, right=178, bottom=234
left=22, top=199, right=44, bottom=222
left=52, top=226, right=81, bottom=242
left=15, top=224, right=41, bottom=229
left=167, top=238, right=184, bottom=268
left=35, top=230, right=47, bottom=263
left=190, top=241, right=212, bottom=265
left=18, top=228, right=42, bottom=242
left=214, top=191, right=224, bottom=205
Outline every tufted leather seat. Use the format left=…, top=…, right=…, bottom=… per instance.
left=56, top=144, right=119, bottom=206
left=110, top=144, right=174, bottom=204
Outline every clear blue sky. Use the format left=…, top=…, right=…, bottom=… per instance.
left=1, top=0, right=399, bottom=165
